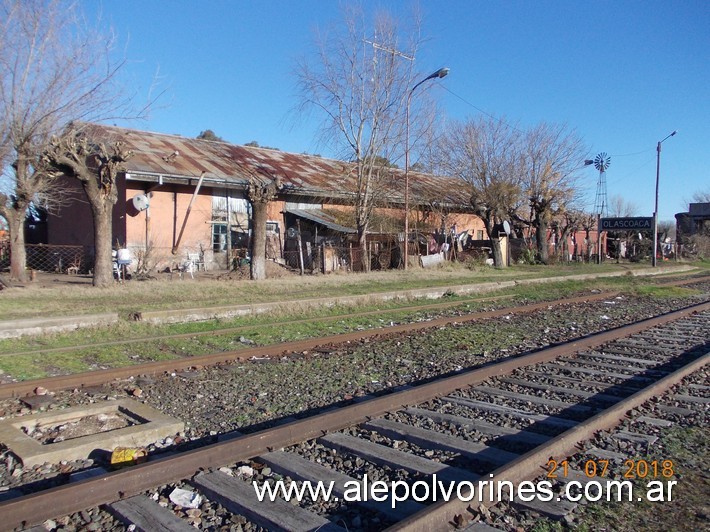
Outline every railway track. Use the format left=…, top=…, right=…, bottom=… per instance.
left=0, top=292, right=630, bottom=399
left=0, top=294, right=516, bottom=359
left=1, top=300, right=708, bottom=531
left=2, top=274, right=709, bottom=400
left=2, top=274, right=707, bottom=363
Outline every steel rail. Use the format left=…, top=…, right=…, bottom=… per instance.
left=0, top=294, right=515, bottom=359
left=1, top=300, right=708, bottom=530
left=1, top=274, right=706, bottom=400
left=0, top=292, right=618, bottom=399
left=2, top=274, right=707, bottom=359
left=388, top=352, right=710, bottom=532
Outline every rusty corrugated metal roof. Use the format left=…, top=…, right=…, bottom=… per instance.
left=80, top=123, right=471, bottom=210
left=285, top=209, right=357, bottom=234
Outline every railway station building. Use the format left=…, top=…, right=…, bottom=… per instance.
left=45, top=124, right=486, bottom=273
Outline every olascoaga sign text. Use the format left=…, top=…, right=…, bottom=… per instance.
left=600, top=217, right=654, bottom=231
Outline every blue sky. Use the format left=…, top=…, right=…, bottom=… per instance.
left=89, top=0, right=708, bottom=223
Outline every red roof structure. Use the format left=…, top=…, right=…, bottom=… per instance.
left=79, top=123, right=472, bottom=211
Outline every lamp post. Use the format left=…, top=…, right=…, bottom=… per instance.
left=652, top=130, right=677, bottom=267
left=404, top=67, right=449, bottom=270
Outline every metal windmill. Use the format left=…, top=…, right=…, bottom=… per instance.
left=593, top=152, right=611, bottom=218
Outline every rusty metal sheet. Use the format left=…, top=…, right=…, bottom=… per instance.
left=79, top=123, right=471, bottom=209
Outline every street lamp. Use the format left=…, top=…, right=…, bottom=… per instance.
left=652, top=130, right=677, bottom=267
left=404, top=67, right=449, bottom=270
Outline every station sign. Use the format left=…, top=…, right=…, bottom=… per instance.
left=599, top=217, right=654, bottom=231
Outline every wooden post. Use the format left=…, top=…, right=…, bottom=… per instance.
left=278, top=224, right=284, bottom=260
left=145, top=192, right=151, bottom=263
left=296, top=219, right=304, bottom=275
left=226, top=188, right=232, bottom=270
left=172, top=171, right=206, bottom=254
left=596, top=214, right=602, bottom=264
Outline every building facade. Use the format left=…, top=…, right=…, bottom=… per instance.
left=46, top=124, right=486, bottom=272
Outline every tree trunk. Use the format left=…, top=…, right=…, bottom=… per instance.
left=482, top=217, right=506, bottom=268
left=357, top=228, right=369, bottom=272
left=560, top=228, right=570, bottom=262
left=44, top=133, right=132, bottom=287
left=92, top=201, right=114, bottom=287
left=491, top=237, right=505, bottom=268
left=245, top=177, right=281, bottom=280
left=2, top=156, right=32, bottom=282
left=535, top=214, right=550, bottom=264
left=250, top=200, right=268, bottom=280
left=7, top=209, right=28, bottom=282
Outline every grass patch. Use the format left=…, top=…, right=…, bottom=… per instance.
left=0, top=353, right=91, bottom=380
left=0, top=262, right=684, bottom=320
left=0, top=291, right=509, bottom=357
left=0, top=263, right=702, bottom=380
left=633, top=286, right=701, bottom=298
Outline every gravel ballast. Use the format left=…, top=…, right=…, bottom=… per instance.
left=0, top=284, right=707, bottom=531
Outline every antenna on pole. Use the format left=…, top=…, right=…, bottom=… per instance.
left=363, top=39, right=415, bottom=61
left=593, top=152, right=610, bottom=218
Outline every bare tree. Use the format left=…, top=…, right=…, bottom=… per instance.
left=247, top=176, right=282, bottom=280
left=692, top=189, right=710, bottom=203
left=437, top=116, right=522, bottom=267
left=521, top=123, right=587, bottom=264
left=580, top=211, right=599, bottom=262
left=608, top=194, right=638, bottom=217
left=0, top=0, right=144, bottom=282
left=505, top=187, right=534, bottom=241
left=295, top=6, right=426, bottom=271
left=44, top=128, right=133, bottom=286
left=552, top=207, right=587, bottom=262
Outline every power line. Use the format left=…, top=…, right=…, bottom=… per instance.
left=444, top=86, right=659, bottom=161
left=609, top=147, right=655, bottom=157
left=606, top=156, right=656, bottom=186
left=440, top=85, right=526, bottom=134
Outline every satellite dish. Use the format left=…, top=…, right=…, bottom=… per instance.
left=502, top=220, right=511, bottom=235
left=132, top=194, right=150, bottom=212
left=286, top=226, right=298, bottom=239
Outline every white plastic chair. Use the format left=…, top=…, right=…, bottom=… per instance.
left=184, top=254, right=197, bottom=279
left=188, top=251, right=205, bottom=271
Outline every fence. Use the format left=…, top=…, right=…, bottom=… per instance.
left=0, top=240, right=9, bottom=269
left=23, top=243, right=90, bottom=274
left=0, top=242, right=207, bottom=277
left=8, top=235, right=695, bottom=278
left=282, top=240, right=404, bottom=273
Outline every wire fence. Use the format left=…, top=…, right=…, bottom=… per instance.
left=0, top=240, right=493, bottom=276
left=0, top=240, right=9, bottom=270
left=23, top=244, right=89, bottom=274
left=282, top=241, right=404, bottom=273
left=2, top=235, right=698, bottom=277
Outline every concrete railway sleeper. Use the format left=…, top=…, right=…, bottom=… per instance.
left=0, top=301, right=708, bottom=531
